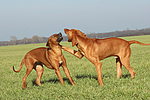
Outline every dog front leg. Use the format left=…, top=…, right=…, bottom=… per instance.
left=61, top=46, right=83, bottom=59
left=88, top=57, right=104, bottom=86
left=95, top=62, right=104, bottom=86
left=62, top=62, right=76, bottom=86
left=55, top=68, right=64, bottom=85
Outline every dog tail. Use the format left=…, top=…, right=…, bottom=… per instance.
left=13, top=59, right=24, bottom=73
left=129, top=40, right=150, bottom=46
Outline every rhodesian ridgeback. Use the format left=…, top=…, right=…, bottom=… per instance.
left=63, top=28, right=150, bottom=86
left=13, top=33, right=75, bottom=89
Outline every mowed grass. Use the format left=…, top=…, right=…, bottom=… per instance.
left=0, top=35, right=150, bottom=99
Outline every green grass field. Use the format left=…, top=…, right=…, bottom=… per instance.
left=0, top=35, right=150, bottom=99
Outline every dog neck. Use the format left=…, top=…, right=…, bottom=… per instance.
left=47, top=44, right=62, bottom=54
left=46, top=44, right=63, bottom=65
left=75, top=35, right=94, bottom=55
left=76, top=35, right=87, bottom=47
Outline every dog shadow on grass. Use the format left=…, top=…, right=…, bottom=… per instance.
left=32, top=78, right=72, bottom=86
left=75, top=74, right=112, bottom=80
left=32, top=74, right=131, bottom=86
left=76, top=74, right=98, bottom=80
left=121, top=74, right=131, bottom=78
left=75, top=74, right=131, bottom=80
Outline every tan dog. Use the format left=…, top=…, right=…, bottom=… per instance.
left=63, top=28, right=150, bottom=86
left=13, top=33, right=75, bottom=89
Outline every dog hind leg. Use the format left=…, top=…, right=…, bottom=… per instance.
left=35, top=65, right=44, bottom=86
left=116, top=57, right=122, bottom=78
left=22, top=68, right=33, bottom=89
left=120, top=57, right=135, bottom=79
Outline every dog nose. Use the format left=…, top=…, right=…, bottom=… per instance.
left=58, top=32, right=62, bottom=37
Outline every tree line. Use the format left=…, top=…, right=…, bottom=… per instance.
left=86, top=28, right=150, bottom=38
left=0, top=35, right=48, bottom=46
left=0, top=28, right=150, bottom=46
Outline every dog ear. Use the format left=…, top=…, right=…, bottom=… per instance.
left=46, top=41, right=49, bottom=46
left=46, top=38, right=51, bottom=47
left=79, top=31, right=86, bottom=37
left=72, top=36, right=77, bottom=47
left=76, top=30, right=86, bottom=37
left=64, top=28, right=69, bottom=33
left=72, top=31, right=77, bottom=47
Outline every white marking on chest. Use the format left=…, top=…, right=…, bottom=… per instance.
left=114, top=56, right=118, bottom=59
left=59, top=60, right=63, bottom=64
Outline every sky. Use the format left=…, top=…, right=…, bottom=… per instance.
left=0, top=0, right=150, bottom=41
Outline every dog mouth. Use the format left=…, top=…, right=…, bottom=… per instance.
left=57, top=37, right=63, bottom=42
left=56, top=33, right=63, bottom=42
left=68, top=39, right=72, bottom=42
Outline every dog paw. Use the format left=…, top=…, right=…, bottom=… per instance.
left=22, top=86, right=26, bottom=90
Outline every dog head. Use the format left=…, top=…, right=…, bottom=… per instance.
left=64, top=28, right=86, bottom=47
left=46, top=32, right=63, bottom=47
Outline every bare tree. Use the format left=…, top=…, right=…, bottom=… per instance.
left=22, top=37, right=28, bottom=44
left=10, top=36, right=18, bottom=41
left=10, top=36, right=18, bottom=45
left=32, top=35, right=40, bottom=43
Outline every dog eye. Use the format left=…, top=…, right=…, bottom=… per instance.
left=53, top=36, right=55, bottom=37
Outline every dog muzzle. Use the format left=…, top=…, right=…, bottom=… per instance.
left=56, top=32, right=63, bottom=42
left=57, top=36, right=63, bottom=42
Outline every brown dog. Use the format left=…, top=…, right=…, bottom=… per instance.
left=63, top=28, right=150, bottom=86
left=13, top=33, right=75, bottom=89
